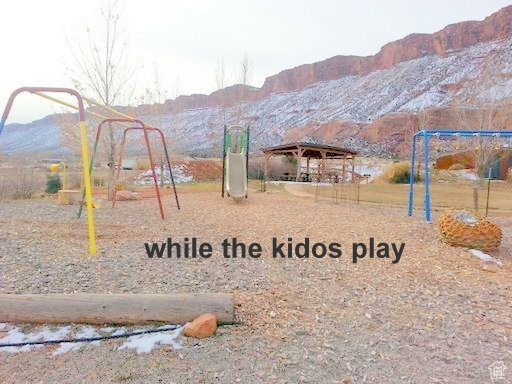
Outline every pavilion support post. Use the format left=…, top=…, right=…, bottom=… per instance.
left=342, top=157, right=346, bottom=183
left=264, top=152, right=271, bottom=185
left=306, top=157, right=310, bottom=181
left=295, top=148, right=304, bottom=181
left=320, top=151, right=327, bottom=181
left=340, top=156, right=345, bottom=199
left=351, top=157, right=355, bottom=183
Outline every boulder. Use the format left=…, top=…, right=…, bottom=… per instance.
left=115, top=190, right=140, bottom=201
left=437, top=209, right=502, bottom=250
left=183, top=313, right=218, bottom=339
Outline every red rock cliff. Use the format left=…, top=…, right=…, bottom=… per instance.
left=262, top=5, right=512, bottom=93
left=134, top=5, right=512, bottom=114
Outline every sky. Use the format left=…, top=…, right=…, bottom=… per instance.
left=1, top=0, right=510, bottom=123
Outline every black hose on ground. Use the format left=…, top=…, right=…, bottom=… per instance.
left=0, top=324, right=180, bottom=348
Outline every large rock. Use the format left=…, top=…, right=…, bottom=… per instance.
left=183, top=313, right=218, bottom=339
left=437, top=209, right=502, bottom=250
left=115, top=190, right=140, bottom=201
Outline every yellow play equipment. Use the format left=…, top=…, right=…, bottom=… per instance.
left=49, top=161, right=101, bottom=208
left=0, top=87, right=97, bottom=255
left=50, top=161, right=67, bottom=190
left=0, top=87, right=163, bottom=255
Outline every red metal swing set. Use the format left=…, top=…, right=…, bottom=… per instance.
left=78, top=118, right=180, bottom=220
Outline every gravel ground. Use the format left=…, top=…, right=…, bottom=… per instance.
left=0, top=190, right=511, bottom=383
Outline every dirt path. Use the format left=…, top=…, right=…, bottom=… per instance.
left=283, top=182, right=314, bottom=198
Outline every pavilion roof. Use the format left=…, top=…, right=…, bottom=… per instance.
left=261, top=142, right=357, bottom=159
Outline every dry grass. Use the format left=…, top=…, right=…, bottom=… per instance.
left=298, top=179, right=512, bottom=216
left=359, top=181, right=512, bottom=214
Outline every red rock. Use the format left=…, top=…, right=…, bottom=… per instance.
left=183, top=313, right=218, bottom=339
left=115, top=190, right=140, bottom=201
left=262, top=5, right=512, bottom=94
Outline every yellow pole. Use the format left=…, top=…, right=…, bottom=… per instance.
left=79, top=121, right=96, bottom=255
left=83, top=96, right=158, bottom=129
left=33, top=91, right=158, bottom=255
left=34, top=92, right=131, bottom=128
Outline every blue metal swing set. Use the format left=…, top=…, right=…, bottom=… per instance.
left=407, top=129, right=512, bottom=222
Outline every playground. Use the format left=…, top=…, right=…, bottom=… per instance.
left=0, top=181, right=511, bottom=382
left=2, top=0, right=512, bottom=381
left=0, top=86, right=511, bottom=383
left=0, top=91, right=511, bottom=381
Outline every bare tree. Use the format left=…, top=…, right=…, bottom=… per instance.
left=214, top=58, right=228, bottom=125
left=56, top=111, right=86, bottom=156
left=454, top=103, right=500, bottom=177
left=452, top=46, right=508, bottom=176
left=233, top=53, right=253, bottom=125
left=415, top=109, right=431, bottom=178
left=239, top=54, right=252, bottom=90
left=172, top=76, right=183, bottom=142
left=215, top=58, right=227, bottom=92
left=138, top=63, right=168, bottom=108
left=65, top=0, right=138, bottom=199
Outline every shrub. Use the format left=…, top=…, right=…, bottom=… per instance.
left=46, top=174, right=61, bottom=194
left=383, top=162, right=420, bottom=184
left=0, top=157, right=42, bottom=200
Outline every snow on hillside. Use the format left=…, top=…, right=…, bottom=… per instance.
left=0, top=117, right=62, bottom=153
left=141, top=37, right=512, bottom=154
left=2, top=37, right=511, bottom=156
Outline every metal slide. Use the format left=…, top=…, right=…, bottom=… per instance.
left=222, top=125, right=249, bottom=201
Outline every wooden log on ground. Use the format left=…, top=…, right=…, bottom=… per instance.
left=0, top=293, right=234, bottom=325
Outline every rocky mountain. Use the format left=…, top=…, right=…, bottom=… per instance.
left=1, top=5, right=512, bottom=157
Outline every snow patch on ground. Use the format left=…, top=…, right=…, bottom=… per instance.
left=0, top=325, right=71, bottom=353
left=454, top=170, right=479, bottom=180
left=118, top=326, right=183, bottom=354
left=0, top=324, right=182, bottom=355
left=468, top=249, right=502, bottom=266
left=135, top=164, right=193, bottom=185
left=52, top=326, right=102, bottom=356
